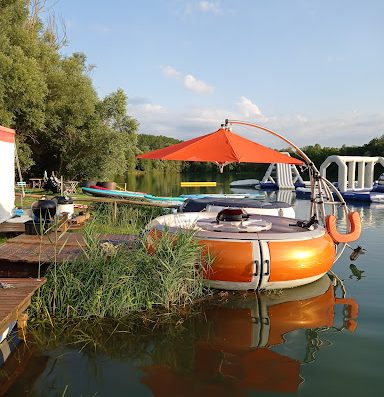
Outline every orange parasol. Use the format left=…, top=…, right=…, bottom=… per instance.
left=137, top=127, right=303, bottom=172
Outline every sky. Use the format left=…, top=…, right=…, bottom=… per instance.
left=50, top=0, right=383, bottom=148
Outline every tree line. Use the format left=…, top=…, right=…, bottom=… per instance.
left=1, top=1, right=382, bottom=181
left=0, top=0, right=138, bottom=180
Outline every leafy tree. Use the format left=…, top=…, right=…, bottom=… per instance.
left=97, top=89, right=139, bottom=173
left=0, top=0, right=48, bottom=171
left=0, top=0, right=139, bottom=179
left=136, top=134, right=182, bottom=172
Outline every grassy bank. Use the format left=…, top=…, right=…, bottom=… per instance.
left=30, top=211, right=210, bottom=321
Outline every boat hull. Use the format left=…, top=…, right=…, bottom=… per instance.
left=82, top=187, right=147, bottom=199
left=147, top=213, right=337, bottom=290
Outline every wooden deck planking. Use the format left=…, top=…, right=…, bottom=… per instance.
left=0, top=278, right=46, bottom=336
left=5, top=232, right=136, bottom=247
left=0, top=222, right=25, bottom=234
left=6, top=233, right=87, bottom=247
left=0, top=243, right=83, bottom=263
left=0, top=233, right=137, bottom=277
left=0, top=211, right=89, bottom=236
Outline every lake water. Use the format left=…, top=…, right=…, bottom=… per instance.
left=2, top=172, right=384, bottom=397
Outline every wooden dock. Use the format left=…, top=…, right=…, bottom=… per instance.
left=0, top=232, right=137, bottom=277
left=0, top=212, right=91, bottom=235
left=0, top=222, right=26, bottom=234
left=0, top=278, right=46, bottom=342
left=0, top=278, right=46, bottom=396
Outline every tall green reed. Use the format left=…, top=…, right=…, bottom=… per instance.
left=88, top=203, right=165, bottom=235
left=30, top=214, right=210, bottom=321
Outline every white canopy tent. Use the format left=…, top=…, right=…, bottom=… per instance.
left=0, top=125, right=15, bottom=224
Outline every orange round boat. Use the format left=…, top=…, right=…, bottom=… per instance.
left=147, top=211, right=337, bottom=290
left=144, top=119, right=363, bottom=291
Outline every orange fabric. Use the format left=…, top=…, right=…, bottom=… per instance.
left=326, top=211, right=362, bottom=243
left=137, top=128, right=303, bottom=165
left=0, top=125, right=15, bottom=143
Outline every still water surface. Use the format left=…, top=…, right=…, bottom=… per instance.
left=3, top=172, right=384, bottom=396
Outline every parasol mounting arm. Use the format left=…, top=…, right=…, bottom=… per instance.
left=224, top=118, right=352, bottom=263
left=224, top=119, right=312, bottom=166
left=214, top=161, right=233, bottom=173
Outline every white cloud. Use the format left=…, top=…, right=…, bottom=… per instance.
left=129, top=97, right=384, bottom=149
left=184, top=1, right=223, bottom=15
left=162, top=65, right=182, bottom=79
left=162, top=65, right=214, bottom=95
left=196, top=1, right=223, bottom=14
left=130, top=102, right=166, bottom=121
left=236, top=96, right=266, bottom=120
left=184, top=74, right=214, bottom=94
left=296, top=114, right=308, bottom=123
left=140, top=103, right=166, bottom=113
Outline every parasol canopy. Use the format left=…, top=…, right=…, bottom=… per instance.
left=137, top=127, right=304, bottom=171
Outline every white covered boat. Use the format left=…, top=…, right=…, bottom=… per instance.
left=230, top=179, right=259, bottom=188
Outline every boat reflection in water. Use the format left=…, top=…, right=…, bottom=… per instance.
left=142, top=275, right=358, bottom=396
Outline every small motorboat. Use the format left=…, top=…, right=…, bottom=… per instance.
left=230, top=179, right=260, bottom=188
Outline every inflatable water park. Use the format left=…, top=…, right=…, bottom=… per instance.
left=296, top=155, right=384, bottom=203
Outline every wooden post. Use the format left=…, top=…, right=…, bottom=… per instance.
left=17, top=312, right=28, bottom=341
left=113, top=201, right=117, bottom=222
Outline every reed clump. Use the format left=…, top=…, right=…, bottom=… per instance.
left=30, top=217, right=209, bottom=320
left=89, top=203, right=166, bottom=234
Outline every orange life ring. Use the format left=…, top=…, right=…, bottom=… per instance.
left=326, top=211, right=361, bottom=243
